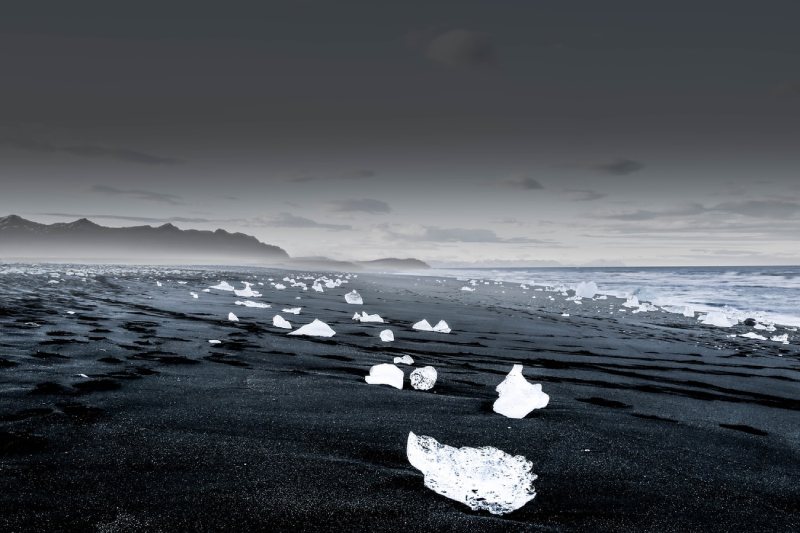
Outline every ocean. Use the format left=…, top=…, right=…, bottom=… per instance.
left=427, top=266, right=800, bottom=328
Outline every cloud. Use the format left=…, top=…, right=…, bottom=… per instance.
left=593, top=158, right=644, bottom=176
left=600, top=200, right=800, bottom=221
left=286, top=169, right=377, bottom=183
left=90, top=185, right=184, bottom=205
left=39, top=212, right=216, bottom=224
left=414, top=29, right=497, bottom=68
left=1, top=137, right=182, bottom=165
left=565, top=189, right=607, bottom=202
left=503, top=175, right=544, bottom=190
left=257, top=212, right=352, bottom=231
left=331, top=198, right=392, bottom=214
left=378, top=224, right=557, bottom=245
left=776, top=82, right=800, bottom=97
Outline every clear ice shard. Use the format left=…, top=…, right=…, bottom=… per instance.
left=272, top=315, right=292, bottom=329
left=410, top=366, right=437, bottom=390
left=364, top=363, right=404, bottom=389
left=287, top=319, right=336, bottom=337
left=345, top=290, right=363, bottom=304
left=406, top=432, right=537, bottom=515
left=493, top=364, right=549, bottom=418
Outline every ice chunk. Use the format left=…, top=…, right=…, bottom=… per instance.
left=394, top=354, right=414, bottom=365
left=406, top=432, right=537, bottom=515
left=410, top=366, right=437, bottom=390
left=288, top=319, right=336, bottom=337
left=699, top=311, right=736, bottom=328
left=380, top=329, right=394, bottom=342
left=364, top=363, right=403, bottom=389
left=740, top=332, right=767, bottom=340
left=208, top=340, right=222, bottom=345
left=234, top=282, right=262, bottom=298
left=622, top=295, right=640, bottom=308
left=190, top=292, right=199, bottom=299
left=236, top=300, right=271, bottom=308
left=156, top=281, right=162, bottom=287
left=493, top=365, right=549, bottom=418
left=771, top=334, right=789, bottom=344
left=272, top=315, right=292, bottom=329
left=412, top=319, right=434, bottom=331
left=574, top=281, right=598, bottom=299
left=227, top=312, right=239, bottom=322
left=345, top=290, right=363, bottom=305
left=282, top=307, right=302, bottom=314
left=432, top=320, right=451, bottom=333
left=355, top=312, right=384, bottom=323
left=461, top=286, right=476, bottom=292
left=312, top=282, right=324, bottom=292
left=210, top=281, right=235, bottom=291
left=274, top=283, right=286, bottom=290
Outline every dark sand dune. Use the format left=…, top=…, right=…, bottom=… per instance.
left=1, top=266, right=799, bottom=532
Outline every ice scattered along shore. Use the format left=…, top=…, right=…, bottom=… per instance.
left=345, top=290, right=363, bottom=304
left=394, top=354, right=414, bottom=365
left=236, top=300, right=271, bottom=308
left=288, top=319, right=336, bottom=337
left=272, top=315, right=292, bottom=329
left=406, top=432, right=537, bottom=516
left=574, top=281, right=598, bottom=299
left=227, top=312, right=239, bottom=322
left=210, top=281, right=235, bottom=291
left=380, top=329, right=394, bottom=342
left=700, top=311, right=736, bottom=328
left=365, top=363, right=404, bottom=389
left=741, top=332, right=767, bottom=341
left=410, top=366, right=437, bottom=390
left=493, top=365, right=549, bottom=419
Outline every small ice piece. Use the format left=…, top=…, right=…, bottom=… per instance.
left=493, top=364, right=549, bottom=418
left=234, top=282, right=262, bottom=298
left=345, top=290, right=363, bottom=305
left=622, top=295, right=640, bottom=308
left=561, top=313, right=570, bottom=317
left=288, top=319, right=336, bottom=337
left=740, top=332, right=767, bottom=340
left=228, top=312, right=239, bottom=322
left=412, top=319, right=434, bottom=331
left=406, top=432, right=537, bottom=516
left=410, top=366, right=437, bottom=390
left=574, top=281, right=598, bottom=299
left=432, top=320, right=451, bottom=333
left=274, top=283, right=286, bottom=290
left=356, top=312, right=384, bottom=323
left=156, top=281, right=162, bottom=287
left=208, top=340, right=222, bottom=345
left=78, top=373, right=90, bottom=379
left=380, top=329, right=394, bottom=342
left=312, top=282, right=324, bottom=292
left=353, top=312, right=362, bottom=320
left=771, top=334, right=789, bottom=344
left=272, top=315, right=292, bottom=329
left=210, top=281, right=235, bottom=291
left=190, top=292, right=199, bottom=299
left=236, top=300, right=271, bottom=308
left=282, top=307, right=302, bottom=314
left=461, top=286, right=476, bottom=292
left=364, top=363, right=403, bottom=389
left=394, top=354, right=413, bottom=365
left=699, top=311, right=736, bottom=328
left=67, top=311, right=75, bottom=315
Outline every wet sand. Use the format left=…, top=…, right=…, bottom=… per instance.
left=1, top=266, right=799, bottom=532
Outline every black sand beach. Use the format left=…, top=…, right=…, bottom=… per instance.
left=1, top=266, right=798, bottom=532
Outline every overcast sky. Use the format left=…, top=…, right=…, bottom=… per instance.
left=2, top=1, right=799, bottom=266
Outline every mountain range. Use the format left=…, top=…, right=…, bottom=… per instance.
left=0, top=215, right=428, bottom=270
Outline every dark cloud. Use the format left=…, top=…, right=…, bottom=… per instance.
left=503, top=175, right=544, bottom=190
left=39, top=212, right=216, bottom=224
left=776, top=82, right=800, bottom=97
left=331, top=198, right=392, bottom=214
left=257, top=212, right=352, bottom=231
left=90, top=185, right=184, bottom=205
left=600, top=200, right=800, bottom=221
left=379, top=224, right=555, bottom=245
left=421, top=29, right=497, bottom=68
left=1, top=137, right=182, bottom=166
left=566, top=189, right=607, bottom=202
left=593, top=158, right=645, bottom=176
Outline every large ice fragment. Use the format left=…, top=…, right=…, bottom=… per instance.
left=364, top=363, right=403, bottom=389
left=210, top=281, right=235, bottom=291
left=410, top=366, right=437, bottom=390
left=236, top=300, right=271, bottom=308
left=699, top=311, right=736, bottom=328
left=234, top=282, right=262, bottom=298
left=272, top=315, right=292, bottom=329
left=354, top=312, right=384, bottom=323
left=574, top=281, right=598, bottom=299
left=227, top=312, right=239, bottom=322
left=432, top=320, right=451, bottom=333
left=406, top=432, right=537, bottom=515
left=493, top=365, right=549, bottom=418
left=380, top=329, right=394, bottom=342
left=287, top=319, right=336, bottom=337
left=345, top=290, right=363, bottom=304
left=394, top=354, right=414, bottom=365
left=412, top=319, right=434, bottom=331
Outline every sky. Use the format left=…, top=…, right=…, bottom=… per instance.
left=2, top=0, right=799, bottom=266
